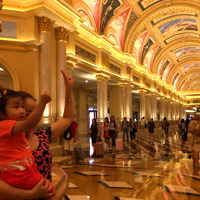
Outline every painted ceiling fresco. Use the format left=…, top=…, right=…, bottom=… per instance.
left=72, top=0, right=200, bottom=92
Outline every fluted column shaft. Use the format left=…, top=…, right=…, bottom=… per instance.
left=38, top=16, right=54, bottom=123
left=55, top=27, right=69, bottom=119
left=151, top=94, right=157, bottom=120
left=139, top=90, right=146, bottom=119
left=96, top=75, right=108, bottom=122
left=120, top=83, right=132, bottom=120
left=167, top=100, right=171, bottom=120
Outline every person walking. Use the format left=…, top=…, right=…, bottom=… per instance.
left=162, top=117, right=169, bottom=136
left=121, top=117, right=129, bottom=143
left=129, top=118, right=137, bottom=142
left=148, top=118, right=155, bottom=134
left=103, top=117, right=110, bottom=150
left=109, top=116, right=118, bottom=149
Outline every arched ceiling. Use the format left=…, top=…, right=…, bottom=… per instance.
left=72, top=0, right=200, bottom=95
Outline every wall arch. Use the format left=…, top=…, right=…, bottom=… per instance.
left=0, top=57, right=20, bottom=90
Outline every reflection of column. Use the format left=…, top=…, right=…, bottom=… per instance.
left=139, top=90, right=146, bottom=119
left=38, top=16, right=54, bottom=123
left=55, top=26, right=69, bottom=119
left=0, top=0, right=3, bottom=32
left=96, top=74, right=108, bottom=122
left=151, top=94, right=157, bottom=120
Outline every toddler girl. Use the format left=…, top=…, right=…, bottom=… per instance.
left=0, top=89, right=53, bottom=200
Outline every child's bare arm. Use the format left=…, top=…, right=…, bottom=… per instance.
left=0, top=178, right=54, bottom=199
left=12, top=92, right=51, bottom=135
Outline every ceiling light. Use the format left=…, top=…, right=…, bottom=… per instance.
left=0, top=67, right=4, bottom=71
left=85, top=80, right=88, bottom=83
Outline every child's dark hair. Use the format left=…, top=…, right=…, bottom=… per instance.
left=0, top=89, right=21, bottom=114
left=18, top=91, right=36, bottom=101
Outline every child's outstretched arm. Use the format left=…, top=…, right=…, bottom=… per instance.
left=0, top=178, right=54, bottom=199
left=12, top=92, right=51, bottom=135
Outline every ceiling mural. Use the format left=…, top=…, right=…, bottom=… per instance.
left=100, top=0, right=122, bottom=34
left=175, top=47, right=200, bottom=58
left=143, top=44, right=159, bottom=69
left=105, top=8, right=130, bottom=48
left=162, top=63, right=174, bottom=81
left=159, top=19, right=198, bottom=38
left=133, top=30, right=149, bottom=59
left=72, top=0, right=200, bottom=93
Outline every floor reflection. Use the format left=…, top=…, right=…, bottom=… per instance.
left=61, top=130, right=200, bottom=200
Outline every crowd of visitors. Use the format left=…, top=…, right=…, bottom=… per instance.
left=1, top=67, right=200, bottom=199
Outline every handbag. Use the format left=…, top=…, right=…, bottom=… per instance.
left=63, top=126, right=72, bottom=140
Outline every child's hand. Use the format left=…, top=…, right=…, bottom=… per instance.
left=30, top=178, right=54, bottom=198
left=40, top=91, right=51, bottom=104
left=61, top=69, right=74, bottom=92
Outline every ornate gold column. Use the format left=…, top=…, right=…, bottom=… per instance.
left=171, top=102, right=175, bottom=120
left=96, top=74, right=108, bottom=123
left=38, top=16, right=54, bottom=123
left=151, top=94, right=157, bottom=120
left=160, top=97, right=166, bottom=120
left=126, top=83, right=132, bottom=120
left=167, top=99, right=171, bottom=120
left=139, top=89, right=146, bottom=119
left=119, top=81, right=132, bottom=120
left=120, top=82, right=127, bottom=119
left=55, top=26, right=69, bottom=119
left=0, top=0, right=3, bottom=33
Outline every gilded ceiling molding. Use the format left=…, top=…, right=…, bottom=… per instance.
left=179, top=74, right=200, bottom=91
left=55, top=26, right=69, bottom=42
left=38, top=16, right=54, bottom=33
left=124, top=4, right=200, bottom=54
left=166, top=57, right=200, bottom=84
left=152, top=38, right=200, bottom=74
left=186, top=78, right=200, bottom=91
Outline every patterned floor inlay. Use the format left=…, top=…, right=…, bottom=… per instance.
left=74, top=170, right=109, bottom=176
left=99, top=181, right=133, bottom=189
left=159, top=184, right=200, bottom=196
left=64, top=195, right=90, bottom=200
left=68, top=182, right=79, bottom=189
left=126, top=170, right=163, bottom=177
left=114, top=197, right=144, bottom=200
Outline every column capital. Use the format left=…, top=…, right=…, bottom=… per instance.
left=119, top=82, right=128, bottom=88
left=66, top=62, right=74, bottom=70
left=55, top=26, right=69, bottom=42
left=96, top=74, right=109, bottom=81
left=139, top=89, right=146, bottom=94
left=38, top=16, right=54, bottom=32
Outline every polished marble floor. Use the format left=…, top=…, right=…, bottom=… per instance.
left=58, top=127, right=200, bottom=200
